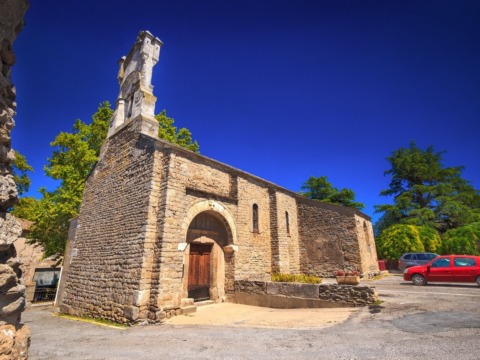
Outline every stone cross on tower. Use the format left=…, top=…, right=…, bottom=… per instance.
left=107, top=31, right=163, bottom=139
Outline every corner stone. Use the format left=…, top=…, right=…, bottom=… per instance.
left=123, top=306, right=139, bottom=321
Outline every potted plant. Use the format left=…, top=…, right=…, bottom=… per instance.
left=336, top=269, right=361, bottom=285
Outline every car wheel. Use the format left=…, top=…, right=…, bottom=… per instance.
left=411, top=274, right=426, bottom=286
left=476, top=276, right=480, bottom=287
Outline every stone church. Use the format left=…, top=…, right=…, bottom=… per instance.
left=60, top=31, right=379, bottom=323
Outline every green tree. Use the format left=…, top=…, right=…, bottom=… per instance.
left=376, top=224, right=441, bottom=260
left=16, top=189, right=72, bottom=256
left=441, top=222, right=480, bottom=255
left=300, top=176, right=365, bottom=210
left=10, top=196, right=38, bottom=220
left=420, top=226, right=442, bottom=254
left=375, top=141, right=480, bottom=235
left=12, top=150, right=33, bottom=195
left=17, top=102, right=113, bottom=256
left=15, top=102, right=200, bottom=257
left=45, top=104, right=113, bottom=204
left=156, top=110, right=199, bottom=153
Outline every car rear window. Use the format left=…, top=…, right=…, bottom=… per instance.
left=403, top=254, right=412, bottom=260
left=454, top=257, right=477, bottom=267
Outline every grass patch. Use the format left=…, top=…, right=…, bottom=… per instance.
left=271, top=273, right=322, bottom=284
left=365, top=273, right=388, bottom=281
left=55, top=313, right=128, bottom=329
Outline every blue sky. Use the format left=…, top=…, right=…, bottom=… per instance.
left=11, top=0, right=480, bottom=222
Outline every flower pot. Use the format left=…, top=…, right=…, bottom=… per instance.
left=336, top=275, right=360, bottom=285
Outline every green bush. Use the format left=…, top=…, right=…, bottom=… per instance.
left=271, top=273, right=322, bottom=284
left=442, top=222, right=480, bottom=255
left=376, top=224, right=423, bottom=260
left=418, top=226, right=442, bottom=253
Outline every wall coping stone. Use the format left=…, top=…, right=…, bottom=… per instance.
left=234, top=280, right=378, bottom=308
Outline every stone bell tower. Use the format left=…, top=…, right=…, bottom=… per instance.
left=107, top=31, right=163, bottom=139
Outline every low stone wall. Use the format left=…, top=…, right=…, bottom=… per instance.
left=60, top=303, right=188, bottom=324
left=317, top=284, right=377, bottom=306
left=234, top=280, right=377, bottom=308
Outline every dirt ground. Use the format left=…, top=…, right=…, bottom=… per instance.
left=165, top=302, right=355, bottom=328
left=24, top=275, right=480, bottom=360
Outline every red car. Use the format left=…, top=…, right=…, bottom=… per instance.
left=403, top=255, right=480, bottom=286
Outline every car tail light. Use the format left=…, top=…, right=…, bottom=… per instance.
left=398, top=260, right=403, bottom=267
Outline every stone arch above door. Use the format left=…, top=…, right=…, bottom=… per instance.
left=181, top=200, right=237, bottom=245
left=182, top=202, right=237, bottom=302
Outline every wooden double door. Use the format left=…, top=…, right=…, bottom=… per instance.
left=188, top=244, right=212, bottom=301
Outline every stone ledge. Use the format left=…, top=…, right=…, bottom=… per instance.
left=234, top=293, right=351, bottom=309
left=234, top=280, right=378, bottom=308
left=266, top=282, right=318, bottom=299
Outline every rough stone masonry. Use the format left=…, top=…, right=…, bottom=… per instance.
left=61, top=31, right=380, bottom=324
left=0, top=0, right=30, bottom=359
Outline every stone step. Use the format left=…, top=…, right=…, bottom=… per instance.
left=180, top=306, right=197, bottom=315
left=194, top=300, right=214, bottom=307
left=181, top=298, right=194, bottom=307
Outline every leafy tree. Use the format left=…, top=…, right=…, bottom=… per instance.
left=15, top=102, right=200, bottom=256
left=300, top=176, right=365, bottom=210
left=45, top=103, right=113, bottom=204
left=441, top=222, right=480, bottom=255
left=12, top=150, right=33, bottom=195
left=15, top=102, right=113, bottom=256
left=375, top=141, right=480, bottom=235
left=15, top=189, right=72, bottom=257
left=420, top=226, right=442, bottom=254
left=376, top=224, right=441, bottom=260
left=10, top=196, right=38, bottom=220
left=156, top=110, right=199, bottom=153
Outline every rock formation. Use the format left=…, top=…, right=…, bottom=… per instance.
left=0, top=0, right=30, bottom=359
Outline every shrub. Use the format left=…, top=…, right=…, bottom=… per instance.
left=376, top=224, right=440, bottom=260
left=442, top=222, right=480, bottom=255
left=419, top=226, right=442, bottom=253
left=271, top=273, right=322, bottom=284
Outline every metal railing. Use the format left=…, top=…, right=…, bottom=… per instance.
left=33, top=287, right=57, bottom=303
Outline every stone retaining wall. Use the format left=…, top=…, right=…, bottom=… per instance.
left=234, top=280, right=377, bottom=308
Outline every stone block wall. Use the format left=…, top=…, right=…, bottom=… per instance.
left=235, top=177, right=271, bottom=281
left=61, top=119, right=161, bottom=323
left=234, top=280, right=378, bottom=308
left=62, top=104, right=378, bottom=323
left=297, top=197, right=367, bottom=277
left=62, top=122, right=379, bottom=320
left=56, top=28, right=382, bottom=326
left=318, top=284, right=377, bottom=306
left=274, top=191, right=300, bottom=274
left=354, top=214, right=379, bottom=276
left=150, top=150, right=277, bottom=310
left=149, top=152, right=217, bottom=308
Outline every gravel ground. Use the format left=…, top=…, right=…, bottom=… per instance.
left=24, top=275, right=480, bottom=359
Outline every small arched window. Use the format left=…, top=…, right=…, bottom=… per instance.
left=252, top=204, right=259, bottom=232
left=285, top=211, right=290, bottom=235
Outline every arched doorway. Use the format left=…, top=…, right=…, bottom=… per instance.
left=184, top=211, right=234, bottom=302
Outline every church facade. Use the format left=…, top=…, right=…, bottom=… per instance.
left=60, top=31, right=379, bottom=323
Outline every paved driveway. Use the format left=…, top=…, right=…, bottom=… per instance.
left=24, top=275, right=480, bottom=359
